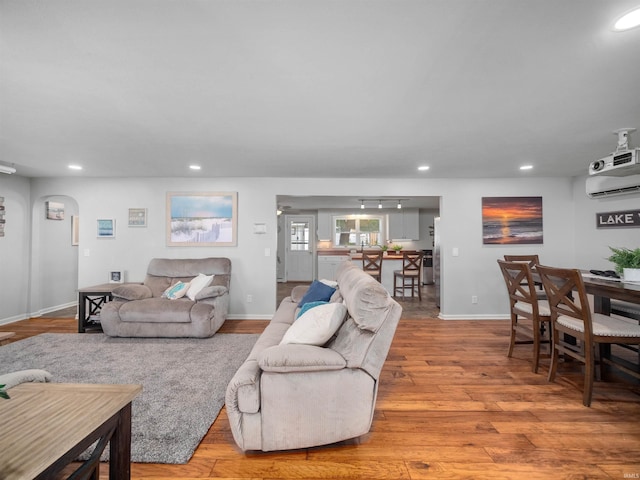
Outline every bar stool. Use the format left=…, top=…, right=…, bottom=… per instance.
left=393, top=251, right=423, bottom=300
left=362, top=250, right=384, bottom=282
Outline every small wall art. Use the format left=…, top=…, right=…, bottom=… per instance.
left=482, top=196, right=543, bottom=245
left=166, top=192, right=238, bottom=247
left=46, top=201, right=65, bottom=220
left=97, top=218, right=115, bottom=238
left=128, top=208, right=147, bottom=227
left=71, top=215, right=79, bottom=245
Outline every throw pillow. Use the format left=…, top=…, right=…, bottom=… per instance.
left=298, top=280, right=336, bottom=307
left=161, top=281, right=190, bottom=300
left=296, top=300, right=328, bottom=319
left=280, top=302, right=348, bottom=346
left=186, top=273, right=214, bottom=301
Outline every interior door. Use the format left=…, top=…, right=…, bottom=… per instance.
left=285, top=215, right=315, bottom=281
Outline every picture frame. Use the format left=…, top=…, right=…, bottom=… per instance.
left=71, top=215, right=79, bottom=245
left=166, top=192, right=237, bottom=247
left=109, top=270, right=124, bottom=283
left=481, top=196, right=543, bottom=245
left=97, top=218, right=115, bottom=238
left=128, top=208, right=147, bottom=227
left=46, top=201, right=65, bottom=220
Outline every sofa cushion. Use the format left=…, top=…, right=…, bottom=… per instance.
left=186, top=274, right=214, bottom=300
left=112, top=284, right=153, bottom=301
left=194, top=285, right=228, bottom=300
left=290, top=285, right=309, bottom=304
left=297, top=280, right=336, bottom=307
left=258, top=344, right=346, bottom=372
left=280, top=302, right=347, bottom=346
left=119, top=298, right=206, bottom=323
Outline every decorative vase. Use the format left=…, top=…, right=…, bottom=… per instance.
left=623, top=268, right=640, bottom=282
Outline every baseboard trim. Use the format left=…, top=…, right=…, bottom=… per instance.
left=30, top=301, right=77, bottom=318
left=438, top=314, right=510, bottom=320
left=0, top=314, right=29, bottom=326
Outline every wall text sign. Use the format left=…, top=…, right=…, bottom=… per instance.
left=596, top=209, right=640, bottom=228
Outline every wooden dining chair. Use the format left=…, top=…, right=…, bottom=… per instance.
left=537, top=265, right=640, bottom=407
left=503, top=254, right=546, bottom=298
left=497, top=260, right=552, bottom=373
left=393, top=251, right=423, bottom=300
left=362, top=250, right=384, bottom=282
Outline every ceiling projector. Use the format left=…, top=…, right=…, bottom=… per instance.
left=589, top=128, right=640, bottom=176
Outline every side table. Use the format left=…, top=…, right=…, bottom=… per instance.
left=77, top=283, right=129, bottom=333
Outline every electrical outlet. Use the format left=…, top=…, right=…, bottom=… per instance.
left=471, top=295, right=478, bottom=304
left=246, top=294, right=253, bottom=303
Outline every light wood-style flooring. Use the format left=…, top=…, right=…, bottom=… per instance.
left=2, top=308, right=640, bottom=479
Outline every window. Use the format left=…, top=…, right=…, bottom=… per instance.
left=333, top=216, right=384, bottom=247
left=290, top=221, right=310, bottom=251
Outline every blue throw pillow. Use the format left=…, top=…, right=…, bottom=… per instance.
left=298, top=280, right=336, bottom=307
left=296, top=300, right=329, bottom=319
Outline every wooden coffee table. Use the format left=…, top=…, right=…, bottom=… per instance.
left=0, top=382, right=142, bottom=479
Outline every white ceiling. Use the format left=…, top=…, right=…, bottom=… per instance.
left=1, top=0, right=639, bottom=179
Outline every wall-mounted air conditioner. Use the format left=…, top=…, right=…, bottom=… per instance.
left=586, top=173, right=640, bottom=198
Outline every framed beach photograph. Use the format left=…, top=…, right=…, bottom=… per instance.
left=167, top=192, right=238, bottom=247
left=482, top=196, right=543, bottom=245
left=128, top=208, right=147, bottom=227
left=97, top=218, right=115, bottom=238
left=46, top=201, right=65, bottom=220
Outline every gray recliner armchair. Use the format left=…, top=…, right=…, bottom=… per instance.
left=101, top=257, right=231, bottom=338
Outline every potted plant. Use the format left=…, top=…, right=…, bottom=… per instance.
left=608, top=247, right=640, bottom=281
left=391, top=244, right=403, bottom=255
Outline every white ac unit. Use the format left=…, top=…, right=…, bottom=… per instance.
left=586, top=173, right=640, bottom=198
left=589, top=148, right=640, bottom=176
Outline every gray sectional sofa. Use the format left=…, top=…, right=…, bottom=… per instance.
left=101, top=257, right=231, bottom=338
left=226, top=261, right=402, bottom=451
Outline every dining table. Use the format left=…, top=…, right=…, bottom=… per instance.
left=579, top=272, right=640, bottom=315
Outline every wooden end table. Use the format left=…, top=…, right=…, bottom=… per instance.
left=0, top=383, right=142, bottom=480
left=77, top=283, right=136, bottom=333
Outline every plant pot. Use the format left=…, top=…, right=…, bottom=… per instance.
left=623, top=268, right=640, bottom=282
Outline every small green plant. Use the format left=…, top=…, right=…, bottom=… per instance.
left=608, top=247, right=640, bottom=274
left=392, top=244, right=403, bottom=252
left=0, top=384, right=9, bottom=400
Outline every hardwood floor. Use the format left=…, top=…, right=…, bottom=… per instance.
left=2, top=312, right=640, bottom=478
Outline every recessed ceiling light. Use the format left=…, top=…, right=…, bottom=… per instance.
left=613, top=7, right=640, bottom=31
left=520, top=165, right=534, bottom=171
left=418, top=165, right=430, bottom=171
left=68, top=164, right=82, bottom=170
left=189, top=165, right=201, bottom=170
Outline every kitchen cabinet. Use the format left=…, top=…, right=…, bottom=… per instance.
left=317, top=211, right=332, bottom=241
left=317, top=255, right=348, bottom=280
left=389, top=209, right=419, bottom=240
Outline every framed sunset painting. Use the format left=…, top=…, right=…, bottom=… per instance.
left=482, top=196, right=543, bottom=245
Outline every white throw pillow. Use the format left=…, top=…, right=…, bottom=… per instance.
left=186, top=274, right=214, bottom=301
left=280, top=302, right=347, bottom=346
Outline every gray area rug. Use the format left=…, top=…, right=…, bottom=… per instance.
left=0, top=333, right=258, bottom=464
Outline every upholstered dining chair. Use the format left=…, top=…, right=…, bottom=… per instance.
left=362, top=250, right=384, bottom=282
left=497, top=260, right=552, bottom=373
left=393, top=251, right=423, bottom=300
left=537, top=265, right=640, bottom=407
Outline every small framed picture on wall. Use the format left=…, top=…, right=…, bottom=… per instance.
left=97, top=218, right=115, bottom=238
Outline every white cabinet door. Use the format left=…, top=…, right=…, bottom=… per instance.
left=317, top=212, right=332, bottom=241
left=389, top=210, right=420, bottom=240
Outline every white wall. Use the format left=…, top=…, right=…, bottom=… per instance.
left=0, top=174, right=31, bottom=322
left=1, top=174, right=638, bottom=323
